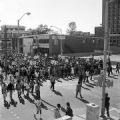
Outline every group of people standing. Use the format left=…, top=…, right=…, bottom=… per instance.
left=0, top=53, right=115, bottom=119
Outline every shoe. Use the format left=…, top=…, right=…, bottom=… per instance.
left=80, top=96, right=83, bottom=99
left=34, top=114, right=37, bottom=120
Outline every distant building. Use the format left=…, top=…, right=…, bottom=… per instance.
left=101, top=0, right=120, bottom=53
left=102, top=0, right=120, bottom=46
left=21, top=34, right=104, bottom=56
left=31, top=34, right=65, bottom=55
left=0, top=25, right=27, bottom=55
left=64, top=35, right=103, bottom=54
left=108, top=0, right=120, bottom=46
left=71, top=31, right=91, bottom=37
left=94, top=26, right=104, bottom=37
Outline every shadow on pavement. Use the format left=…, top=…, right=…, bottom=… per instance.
left=10, top=98, right=17, bottom=107
left=85, top=83, right=94, bottom=88
left=88, top=82, right=96, bottom=86
left=77, top=98, right=89, bottom=104
left=57, top=79, right=62, bottom=83
left=82, top=86, right=91, bottom=91
left=63, top=78, right=69, bottom=81
left=24, top=95, right=34, bottom=104
left=4, top=100, right=10, bottom=109
left=41, top=102, right=48, bottom=110
left=41, top=99, right=56, bottom=108
left=61, top=106, right=66, bottom=113
left=108, top=75, right=118, bottom=79
left=99, top=116, right=116, bottom=120
left=53, top=90, right=63, bottom=96
left=63, top=77, right=74, bottom=81
left=19, top=96, right=25, bottom=105
left=113, top=74, right=118, bottom=76
left=31, top=93, right=37, bottom=100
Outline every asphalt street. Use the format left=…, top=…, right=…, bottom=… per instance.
left=0, top=70, right=120, bottom=120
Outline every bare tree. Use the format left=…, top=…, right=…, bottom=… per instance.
left=66, top=22, right=77, bottom=35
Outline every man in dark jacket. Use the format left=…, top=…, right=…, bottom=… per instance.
left=105, top=93, right=110, bottom=117
left=66, top=102, right=73, bottom=117
left=7, top=81, right=14, bottom=101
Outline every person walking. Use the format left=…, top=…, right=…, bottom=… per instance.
left=85, top=70, right=89, bottom=83
left=116, top=63, right=119, bottom=74
left=16, top=80, right=21, bottom=98
left=30, top=79, right=34, bottom=93
left=50, top=74, right=55, bottom=91
left=105, top=93, right=110, bottom=117
left=25, top=81, right=30, bottom=97
left=54, top=104, right=61, bottom=119
left=65, top=102, right=73, bottom=117
left=76, top=81, right=83, bottom=99
left=34, top=98, right=42, bottom=120
left=35, top=82, right=40, bottom=100
left=21, top=79, right=25, bottom=95
left=2, top=82, right=7, bottom=104
left=7, top=80, right=14, bottom=102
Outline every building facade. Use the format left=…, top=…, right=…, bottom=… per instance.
left=24, top=34, right=103, bottom=56
left=0, top=25, right=27, bottom=55
left=101, top=0, right=120, bottom=53
left=31, top=34, right=65, bottom=55
left=108, top=0, right=120, bottom=46
left=64, top=35, right=104, bottom=54
left=94, top=26, right=104, bottom=37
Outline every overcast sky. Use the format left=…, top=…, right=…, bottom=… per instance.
left=0, top=0, right=102, bottom=34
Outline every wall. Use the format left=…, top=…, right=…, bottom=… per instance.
left=63, top=35, right=104, bottom=54
left=23, top=38, right=33, bottom=55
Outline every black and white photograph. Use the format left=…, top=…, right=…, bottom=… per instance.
left=0, top=0, right=120, bottom=120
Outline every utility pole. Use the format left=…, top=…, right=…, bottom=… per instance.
left=17, top=12, right=31, bottom=79
left=101, top=0, right=109, bottom=117
left=4, top=25, right=7, bottom=74
left=17, top=20, right=20, bottom=79
left=50, top=26, right=63, bottom=55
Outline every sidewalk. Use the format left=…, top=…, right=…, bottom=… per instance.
left=77, top=107, right=120, bottom=120
left=54, top=106, right=120, bottom=120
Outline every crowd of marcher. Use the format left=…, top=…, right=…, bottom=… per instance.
left=0, top=53, right=119, bottom=119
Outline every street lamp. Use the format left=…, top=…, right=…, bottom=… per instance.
left=17, top=12, right=31, bottom=53
left=50, top=26, right=63, bottom=56
left=17, top=12, right=31, bottom=77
